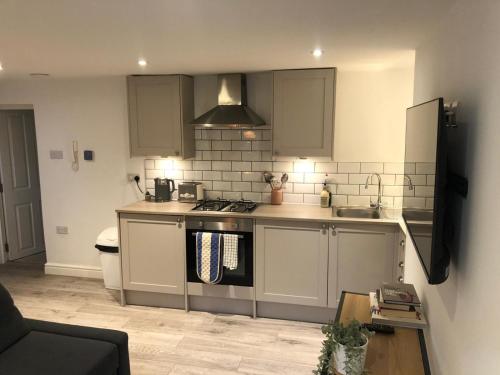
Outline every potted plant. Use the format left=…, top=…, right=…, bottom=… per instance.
left=314, top=319, right=373, bottom=375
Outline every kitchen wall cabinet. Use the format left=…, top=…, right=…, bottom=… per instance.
left=256, top=220, right=329, bottom=307
left=120, top=214, right=185, bottom=294
left=127, top=75, right=195, bottom=158
left=328, top=224, right=397, bottom=308
left=272, top=68, right=336, bottom=158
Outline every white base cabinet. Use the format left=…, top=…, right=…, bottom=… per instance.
left=256, top=220, right=329, bottom=307
left=119, top=214, right=185, bottom=295
left=256, top=220, right=401, bottom=309
left=328, top=224, right=397, bottom=308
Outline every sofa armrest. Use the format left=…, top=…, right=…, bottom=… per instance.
left=25, top=318, right=130, bottom=375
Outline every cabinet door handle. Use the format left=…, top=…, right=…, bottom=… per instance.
left=400, top=240, right=405, bottom=247
left=331, top=224, right=336, bottom=230
left=321, top=224, right=327, bottom=229
left=399, top=261, right=405, bottom=268
left=398, top=276, right=404, bottom=283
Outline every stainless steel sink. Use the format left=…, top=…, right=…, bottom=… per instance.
left=333, top=206, right=381, bottom=219
left=403, top=209, right=433, bottom=222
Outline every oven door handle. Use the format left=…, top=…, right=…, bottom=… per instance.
left=191, top=232, right=244, bottom=239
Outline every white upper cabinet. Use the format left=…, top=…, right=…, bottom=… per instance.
left=272, top=68, right=336, bottom=158
left=127, top=75, right=195, bottom=158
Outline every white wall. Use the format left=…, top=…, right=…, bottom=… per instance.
left=405, top=0, right=500, bottom=373
left=334, top=66, right=414, bottom=162
left=0, top=78, right=144, bottom=275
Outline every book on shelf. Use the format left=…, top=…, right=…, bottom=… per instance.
left=369, top=292, right=427, bottom=329
left=380, top=283, right=421, bottom=307
left=376, top=289, right=411, bottom=311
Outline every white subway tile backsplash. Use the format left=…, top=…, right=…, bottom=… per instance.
left=242, top=130, right=262, bottom=140
left=404, top=197, right=426, bottom=209
left=223, top=191, right=242, bottom=200
left=252, top=182, right=271, bottom=193
left=193, top=161, right=211, bottom=170
left=144, top=132, right=412, bottom=208
left=223, top=171, right=242, bottom=181
left=416, top=162, right=435, bottom=174
left=242, top=172, right=263, bottom=182
left=221, top=130, right=242, bottom=140
left=273, top=162, right=294, bottom=172
left=232, top=181, right=252, bottom=192
left=146, top=169, right=163, bottom=179
left=202, top=129, right=221, bottom=140
left=384, top=162, right=404, bottom=174
left=174, top=160, right=192, bottom=170
left=221, top=151, right=242, bottom=161
left=293, top=183, right=315, bottom=194
left=232, top=141, right=252, bottom=151
left=212, top=140, right=232, bottom=151
left=252, top=161, right=273, bottom=172
left=196, top=140, right=211, bottom=150
left=241, top=151, right=261, bottom=161
left=232, top=161, right=252, bottom=171
left=212, top=161, right=232, bottom=171
left=337, top=184, right=359, bottom=195
left=304, top=194, right=321, bottom=205
left=414, top=186, right=434, bottom=197
left=338, top=162, right=361, bottom=173
left=183, top=170, right=203, bottom=180
left=252, top=141, right=272, bottom=151
left=361, top=162, right=384, bottom=174
left=283, top=193, right=304, bottom=204
left=213, top=181, right=232, bottom=191
left=202, top=170, right=222, bottom=180
left=332, top=195, right=348, bottom=206
left=243, top=192, right=262, bottom=201
left=348, top=195, right=371, bottom=206
left=315, top=162, right=338, bottom=173
left=202, top=151, right=221, bottom=160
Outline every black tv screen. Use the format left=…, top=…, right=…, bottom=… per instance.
left=403, top=98, right=450, bottom=284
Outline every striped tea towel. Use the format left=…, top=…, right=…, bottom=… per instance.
left=223, top=234, right=239, bottom=270
left=196, top=232, right=223, bottom=284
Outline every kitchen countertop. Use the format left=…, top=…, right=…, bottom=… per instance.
left=117, top=200, right=403, bottom=226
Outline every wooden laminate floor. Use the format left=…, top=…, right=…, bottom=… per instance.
left=0, top=263, right=324, bottom=374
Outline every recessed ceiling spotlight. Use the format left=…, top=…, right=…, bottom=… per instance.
left=138, top=58, right=147, bottom=67
left=0, top=62, right=3, bottom=71
left=312, top=48, right=323, bottom=58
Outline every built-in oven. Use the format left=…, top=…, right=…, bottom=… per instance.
left=185, top=216, right=253, bottom=287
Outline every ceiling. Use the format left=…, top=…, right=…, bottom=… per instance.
left=0, top=0, right=456, bottom=78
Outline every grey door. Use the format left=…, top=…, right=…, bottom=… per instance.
left=0, top=110, right=45, bottom=260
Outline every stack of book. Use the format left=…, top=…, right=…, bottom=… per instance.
left=369, top=283, right=427, bottom=329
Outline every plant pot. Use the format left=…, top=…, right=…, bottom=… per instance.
left=331, top=334, right=368, bottom=375
left=271, top=189, right=283, bottom=205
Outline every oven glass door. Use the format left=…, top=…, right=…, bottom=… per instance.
left=186, top=230, right=253, bottom=287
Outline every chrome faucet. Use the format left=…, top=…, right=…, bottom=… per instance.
left=364, top=173, right=382, bottom=209
left=404, top=174, right=414, bottom=190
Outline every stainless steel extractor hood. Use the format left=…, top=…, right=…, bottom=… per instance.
left=191, top=73, right=266, bottom=127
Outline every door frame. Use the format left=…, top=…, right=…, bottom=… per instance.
left=0, top=104, right=37, bottom=264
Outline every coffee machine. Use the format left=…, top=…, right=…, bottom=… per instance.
left=154, top=178, right=176, bottom=202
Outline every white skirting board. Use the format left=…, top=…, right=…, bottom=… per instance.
left=45, top=262, right=103, bottom=279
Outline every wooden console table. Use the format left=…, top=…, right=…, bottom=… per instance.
left=335, top=292, right=431, bottom=375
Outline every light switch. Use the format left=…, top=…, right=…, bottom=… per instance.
left=50, top=150, right=63, bottom=159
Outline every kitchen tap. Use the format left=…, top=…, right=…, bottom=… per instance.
left=364, top=173, right=382, bottom=209
left=404, top=174, right=414, bottom=190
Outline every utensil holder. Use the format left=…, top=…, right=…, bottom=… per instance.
left=271, top=189, right=283, bottom=205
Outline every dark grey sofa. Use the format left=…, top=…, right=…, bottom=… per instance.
left=0, top=283, right=130, bottom=375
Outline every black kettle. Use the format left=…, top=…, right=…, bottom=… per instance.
left=154, top=178, right=176, bottom=202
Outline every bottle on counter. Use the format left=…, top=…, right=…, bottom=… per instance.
left=320, top=182, right=330, bottom=208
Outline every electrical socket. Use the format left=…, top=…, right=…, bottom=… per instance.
left=56, top=226, right=68, bottom=234
left=128, top=174, right=140, bottom=182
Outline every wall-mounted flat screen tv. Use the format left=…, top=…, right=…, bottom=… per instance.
left=403, top=98, right=450, bottom=284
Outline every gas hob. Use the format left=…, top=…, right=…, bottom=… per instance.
left=191, top=199, right=257, bottom=213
